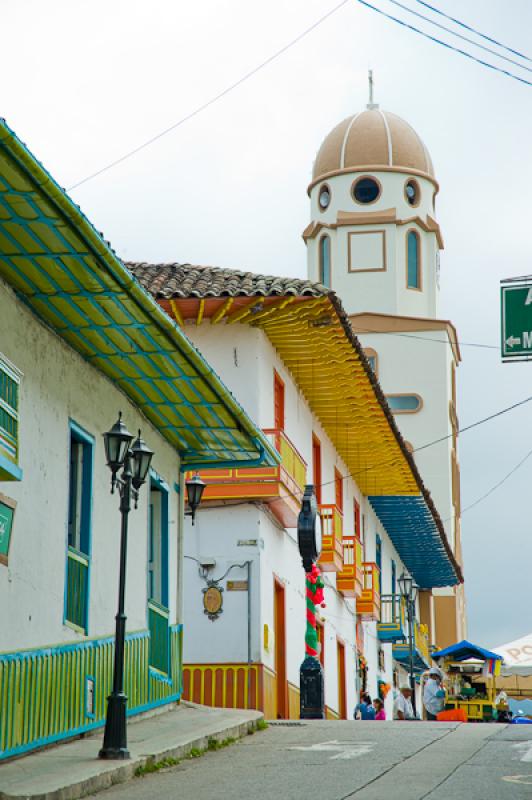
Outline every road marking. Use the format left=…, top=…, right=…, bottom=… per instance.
left=289, top=740, right=375, bottom=760
left=503, top=775, right=532, bottom=785
left=512, top=742, right=532, bottom=762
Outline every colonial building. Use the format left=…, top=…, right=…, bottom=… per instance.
left=131, top=263, right=462, bottom=719
left=0, top=119, right=275, bottom=759
left=304, top=102, right=465, bottom=648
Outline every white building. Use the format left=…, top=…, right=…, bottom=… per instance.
left=131, top=263, right=462, bottom=719
left=305, top=103, right=465, bottom=648
left=0, top=119, right=275, bottom=759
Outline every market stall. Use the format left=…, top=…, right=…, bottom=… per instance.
left=432, top=640, right=503, bottom=722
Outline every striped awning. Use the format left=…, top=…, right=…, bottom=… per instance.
left=369, top=495, right=459, bottom=588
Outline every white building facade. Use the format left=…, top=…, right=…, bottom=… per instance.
left=132, top=263, right=462, bottom=719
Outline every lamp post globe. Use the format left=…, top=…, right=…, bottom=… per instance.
left=398, top=572, right=413, bottom=600
left=103, top=413, right=134, bottom=481
left=186, top=473, right=206, bottom=524
left=131, top=430, right=154, bottom=490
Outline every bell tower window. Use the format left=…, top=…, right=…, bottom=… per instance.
left=319, top=235, right=331, bottom=287
left=407, top=230, right=421, bottom=290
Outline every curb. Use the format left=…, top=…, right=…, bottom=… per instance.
left=0, top=714, right=263, bottom=800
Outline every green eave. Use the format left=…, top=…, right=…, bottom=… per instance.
left=0, top=119, right=278, bottom=469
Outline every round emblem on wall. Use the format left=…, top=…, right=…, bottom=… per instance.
left=203, top=583, right=223, bottom=621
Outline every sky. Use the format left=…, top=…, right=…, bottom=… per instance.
left=2, top=0, right=532, bottom=648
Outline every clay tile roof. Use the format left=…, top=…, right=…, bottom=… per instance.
left=127, top=262, right=328, bottom=299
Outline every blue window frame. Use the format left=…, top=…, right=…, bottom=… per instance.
left=391, top=559, right=396, bottom=596
left=65, top=421, right=94, bottom=633
left=0, top=354, right=22, bottom=481
left=148, top=473, right=170, bottom=674
left=375, top=534, right=382, bottom=573
left=407, top=231, right=420, bottom=289
left=319, top=235, right=331, bottom=287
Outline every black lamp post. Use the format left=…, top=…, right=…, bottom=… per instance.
left=185, top=473, right=206, bottom=525
left=99, top=414, right=153, bottom=760
left=398, top=572, right=419, bottom=718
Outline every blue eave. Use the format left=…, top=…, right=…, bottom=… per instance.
left=369, top=495, right=459, bottom=589
left=432, top=639, right=503, bottom=662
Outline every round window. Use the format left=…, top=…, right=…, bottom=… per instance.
left=318, top=184, right=331, bottom=210
left=352, top=177, right=380, bottom=204
left=405, top=179, right=420, bottom=207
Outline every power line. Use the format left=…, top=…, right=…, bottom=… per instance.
left=356, top=326, right=499, bottom=350
left=387, top=0, right=532, bottom=74
left=355, top=0, right=532, bottom=87
left=459, top=446, right=532, bottom=518
left=414, top=0, right=532, bottom=63
left=67, top=0, right=350, bottom=191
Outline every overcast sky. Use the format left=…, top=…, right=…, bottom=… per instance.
left=3, top=0, right=532, bottom=648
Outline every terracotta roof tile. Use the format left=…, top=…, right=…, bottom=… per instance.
left=127, top=262, right=328, bottom=299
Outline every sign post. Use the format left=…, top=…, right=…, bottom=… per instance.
left=501, top=282, right=532, bottom=361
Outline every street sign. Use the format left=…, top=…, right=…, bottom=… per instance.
left=501, top=283, right=532, bottom=360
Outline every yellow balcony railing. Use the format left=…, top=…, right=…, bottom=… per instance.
left=318, top=504, right=344, bottom=572
left=415, top=621, right=430, bottom=665
left=356, top=562, right=381, bottom=620
left=337, top=536, right=364, bottom=597
left=263, top=428, right=307, bottom=496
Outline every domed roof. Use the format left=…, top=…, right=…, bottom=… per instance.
left=311, top=107, right=435, bottom=187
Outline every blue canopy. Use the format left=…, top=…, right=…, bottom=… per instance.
left=432, top=639, right=503, bottom=662
left=369, top=496, right=459, bottom=589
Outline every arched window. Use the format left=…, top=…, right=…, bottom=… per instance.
left=319, top=235, right=331, bottom=287
left=407, top=230, right=421, bottom=290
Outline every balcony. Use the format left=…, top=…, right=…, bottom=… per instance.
left=392, top=621, right=431, bottom=672
left=189, top=428, right=307, bottom=527
left=356, top=563, right=380, bottom=620
left=337, top=536, right=363, bottom=597
left=377, top=594, right=406, bottom=642
left=318, top=504, right=343, bottom=572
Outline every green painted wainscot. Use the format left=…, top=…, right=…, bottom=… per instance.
left=0, top=625, right=182, bottom=759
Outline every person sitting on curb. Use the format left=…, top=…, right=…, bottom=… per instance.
left=354, top=692, right=376, bottom=720
left=393, top=686, right=415, bottom=720
left=423, top=667, right=446, bottom=721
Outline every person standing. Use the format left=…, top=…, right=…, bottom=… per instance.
left=393, top=686, right=415, bottom=720
left=354, top=692, right=376, bottom=720
left=373, top=698, right=386, bottom=720
left=423, top=667, right=446, bottom=721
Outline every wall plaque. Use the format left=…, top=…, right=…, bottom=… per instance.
left=227, top=580, right=248, bottom=591
left=0, top=493, right=16, bottom=566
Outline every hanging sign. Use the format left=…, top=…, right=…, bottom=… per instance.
left=501, top=282, right=532, bottom=360
left=0, top=493, right=16, bottom=566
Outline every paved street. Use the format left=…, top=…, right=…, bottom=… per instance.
left=85, top=721, right=532, bottom=800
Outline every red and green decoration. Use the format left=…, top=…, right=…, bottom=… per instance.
left=305, top=563, right=326, bottom=658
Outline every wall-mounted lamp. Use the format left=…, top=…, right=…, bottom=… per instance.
left=185, top=473, right=206, bottom=525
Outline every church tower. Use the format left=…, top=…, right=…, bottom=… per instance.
left=305, top=89, right=466, bottom=648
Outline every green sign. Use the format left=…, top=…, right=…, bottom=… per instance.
left=0, top=494, right=15, bottom=564
left=501, top=283, right=532, bottom=359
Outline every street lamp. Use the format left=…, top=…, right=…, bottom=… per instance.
left=99, top=413, right=153, bottom=760
left=185, top=473, right=206, bottom=525
left=398, top=572, right=419, bottom=718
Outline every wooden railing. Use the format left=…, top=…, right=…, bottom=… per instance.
left=337, top=536, right=364, bottom=596
left=148, top=600, right=170, bottom=675
left=319, top=504, right=343, bottom=542
left=65, top=546, right=89, bottom=632
left=318, top=504, right=344, bottom=572
left=377, top=594, right=406, bottom=642
left=263, top=428, right=307, bottom=495
left=414, top=621, right=430, bottom=665
left=356, top=562, right=381, bottom=619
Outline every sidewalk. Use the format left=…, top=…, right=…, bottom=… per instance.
left=0, top=703, right=263, bottom=800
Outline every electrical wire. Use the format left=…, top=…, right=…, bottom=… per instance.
left=67, top=0, right=351, bottom=191
left=386, top=0, right=532, bottom=74
left=356, top=326, right=499, bottom=350
left=355, top=0, right=532, bottom=87
left=460, top=446, right=532, bottom=518
left=413, top=0, right=532, bottom=63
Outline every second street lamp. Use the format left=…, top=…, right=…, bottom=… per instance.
left=99, top=414, right=153, bottom=760
left=398, top=572, right=419, bottom=718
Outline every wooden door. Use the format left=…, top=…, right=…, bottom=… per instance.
left=274, top=579, right=287, bottom=718
left=274, top=371, right=285, bottom=431
left=312, top=434, right=322, bottom=504
left=317, top=618, right=325, bottom=670
left=337, top=639, right=347, bottom=719
left=334, top=468, right=343, bottom=513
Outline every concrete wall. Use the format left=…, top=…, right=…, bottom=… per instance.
left=0, top=276, right=181, bottom=651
